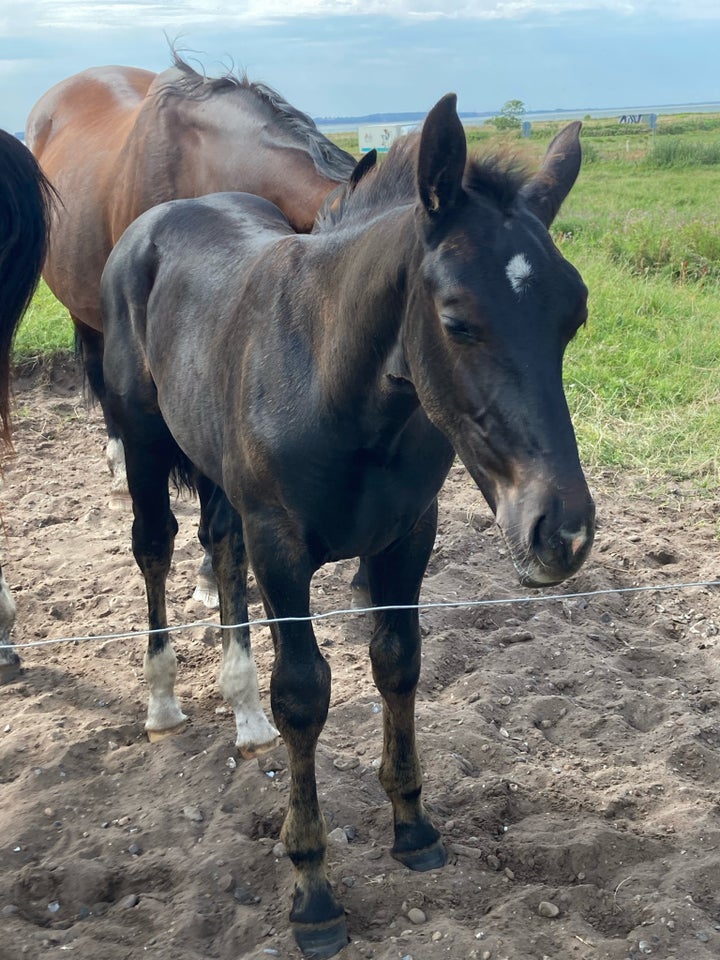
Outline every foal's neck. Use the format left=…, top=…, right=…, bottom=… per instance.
left=315, top=206, right=419, bottom=407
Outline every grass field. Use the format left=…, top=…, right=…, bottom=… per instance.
left=15, top=112, right=720, bottom=487
left=551, top=119, right=720, bottom=487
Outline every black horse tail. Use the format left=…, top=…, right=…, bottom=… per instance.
left=0, top=130, right=57, bottom=447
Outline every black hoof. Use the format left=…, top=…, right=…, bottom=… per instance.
left=293, top=916, right=350, bottom=958
left=392, top=837, right=448, bottom=872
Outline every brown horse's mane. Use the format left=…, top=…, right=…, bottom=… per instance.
left=316, top=131, right=533, bottom=231
left=156, top=54, right=356, bottom=181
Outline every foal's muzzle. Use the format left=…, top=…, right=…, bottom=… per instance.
left=497, top=478, right=596, bottom=587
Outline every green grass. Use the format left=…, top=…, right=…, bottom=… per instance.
left=13, top=281, right=74, bottom=364
left=648, top=138, right=720, bottom=167
left=14, top=113, right=720, bottom=487
left=548, top=126, right=720, bottom=484
left=562, top=255, right=720, bottom=482
left=329, top=130, right=358, bottom=156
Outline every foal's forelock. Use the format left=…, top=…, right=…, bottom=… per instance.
left=316, top=140, right=533, bottom=231
left=463, top=154, right=531, bottom=214
left=316, top=136, right=419, bottom=230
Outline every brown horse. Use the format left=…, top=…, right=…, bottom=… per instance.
left=25, top=54, right=357, bottom=503
left=100, top=94, right=594, bottom=955
left=0, top=129, right=55, bottom=680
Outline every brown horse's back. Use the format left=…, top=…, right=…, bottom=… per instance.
left=27, top=62, right=357, bottom=337
left=26, top=66, right=155, bottom=330
left=25, top=58, right=358, bottom=499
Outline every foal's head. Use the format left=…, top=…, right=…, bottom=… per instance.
left=395, top=97, right=594, bottom=586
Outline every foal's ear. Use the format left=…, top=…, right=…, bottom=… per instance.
left=349, top=149, right=377, bottom=191
left=520, top=121, right=582, bottom=227
left=417, top=93, right=467, bottom=218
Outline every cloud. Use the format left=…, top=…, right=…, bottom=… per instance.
left=1, top=2, right=718, bottom=133
left=8, top=0, right=720, bottom=32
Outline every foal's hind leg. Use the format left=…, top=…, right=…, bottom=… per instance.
left=123, top=425, right=186, bottom=738
left=366, top=502, right=447, bottom=871
left=197, top=476, right=279, bottom=757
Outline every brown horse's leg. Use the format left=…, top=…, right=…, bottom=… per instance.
left=366, top=502, right=447, bottom=871
left=74, top=319, right=128, bottom=495
left=197, top=476, right=278, bottom=756
left=349, top=557, right=371, bottom=609
left=194, top=475, right=216, bottom=607
left=193, top=515, right=218, bottom=609
left=249, top=520, right=348, bottom=958
left=0, top=563, right=19, bottom=684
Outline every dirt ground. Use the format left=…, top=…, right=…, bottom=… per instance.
left=1, top=362, right=719, bottom=960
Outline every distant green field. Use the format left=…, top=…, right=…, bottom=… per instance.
left=15, top=112, right=720, bottom=486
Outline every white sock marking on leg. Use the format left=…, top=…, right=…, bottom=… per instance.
left=144, top=644, right=187, bottom=731
left=219, top=642, right=279, bottom=750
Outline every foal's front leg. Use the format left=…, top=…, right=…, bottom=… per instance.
left=249, top=517, right=348, bottom=958
left=366, top=503, right=447, bottom=870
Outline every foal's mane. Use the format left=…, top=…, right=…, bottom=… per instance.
left=154, top=54, right=356, bottom=181
left=316, top=131, right=533, bottom=231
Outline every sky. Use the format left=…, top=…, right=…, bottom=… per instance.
left=1, top=1, right=719, bottom=134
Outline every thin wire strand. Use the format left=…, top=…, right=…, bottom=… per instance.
left=3, top=578, right=718, bottom=651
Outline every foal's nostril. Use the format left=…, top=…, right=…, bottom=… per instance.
left=531, top=514, right=548, bottom=556
left=532, top=515, right=591, bottom=570
left=532, top=514, right=569, bottom=553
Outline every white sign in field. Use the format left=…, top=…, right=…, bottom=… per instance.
left=358, top=122, right=418, bottom=153
left=619, top=113, right=658, bottom=129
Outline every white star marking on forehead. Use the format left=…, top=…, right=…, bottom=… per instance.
left=505, top=252, right=533, bottom=296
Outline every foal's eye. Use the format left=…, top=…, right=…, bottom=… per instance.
left=441, top=315, right=477, bottom=343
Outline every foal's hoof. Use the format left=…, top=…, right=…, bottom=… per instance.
left=234, top=712, right=281, bottom=760
left=392, top=837, right=447, bottom=872
left=237, top=734, right=281, bottom=761
left=146, top=722, right=187, bottom=743
left=293, top=916, right=350, bottom=959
